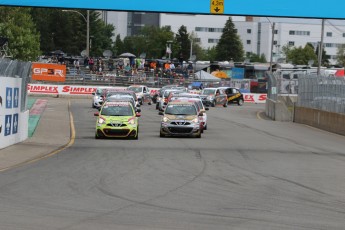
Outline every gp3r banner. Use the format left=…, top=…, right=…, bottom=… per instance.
left=32, top=63, right=66, bottom=82
left=0, top=0, right=344, bottom=19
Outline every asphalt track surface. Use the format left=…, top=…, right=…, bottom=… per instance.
left=1, top=99, right=345, bottom=230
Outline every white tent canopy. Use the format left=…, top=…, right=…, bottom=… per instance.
left=194, top=70, right=221, bottom=81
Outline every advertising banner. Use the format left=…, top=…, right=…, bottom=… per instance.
left=32, top=63, right=66, bottom=82
left=0, top=0, right=344, bottom=19
left=0, top=77, right=27, bottom=149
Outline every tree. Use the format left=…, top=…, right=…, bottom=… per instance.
left=31, top=8, right=115, bottom=57
left=0, top=7, right=40, bottom=61
left=114, top=34, right=124, bottom=56
left=246, top=52, right=267, bottom=63
left=215, top=17, right=244, bottom=62
left=336, top=44, right=345, bottom=67
left=175, top=25, right=190, bottom=62
left=315, top=43, right=330, bottom=67
left=285, top=44, right=317, bottom=65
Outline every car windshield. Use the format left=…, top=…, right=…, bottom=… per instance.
left=101, top=105, right=133, bottom=116
left=128, top=87, right=142, bottom=93
left=165, top=105, right=197, bottom=115
left=202, top=89, right=215, bottom=95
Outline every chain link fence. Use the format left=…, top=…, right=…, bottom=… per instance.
left=297, top=75, right=345, bottom=114
left=0, top=58, right=32, bottom=111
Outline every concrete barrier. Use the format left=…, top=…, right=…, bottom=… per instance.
left=295, top=107, right=345, bottom=136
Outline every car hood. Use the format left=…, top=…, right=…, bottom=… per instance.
left=101, top=116, right=134, bottom=123
left=164, top=114, right=197, bottom=120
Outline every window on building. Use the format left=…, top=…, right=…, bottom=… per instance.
left=288, top=41, right=295, bottom=46
left=343, top=33, right=345, bottom=37
left=194, top=38, right=201, bottom=43
left=208, top=28, right=215, bottom=32
left=247, top=29, right=251, bottom=34
left=274, top=30, right=278, bottom=34
left=289, top=31, right=295, bottom=35
left=247, top=40, right=251, bottom=44
left=273, top=40, right=278, bottom=45
left=326, top=32, right=332, bottom=37
left=289, top=30, right=310, bottom=36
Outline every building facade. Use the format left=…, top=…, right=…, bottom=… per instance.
left=103, top=12, right=345, bottom=65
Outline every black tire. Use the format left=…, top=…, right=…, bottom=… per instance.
left=95, top=133, right=100, bottom=139
left=160, top=131, right=165, bottom=137
left=238, top=98, right=244, bottom=106
left=196, top=131, right=201, bottom=138
left=223, top=101, right=228, bottom=107
left=204, top=124, right=207, bottom=130
left=211, top=100, right=216, bottom=107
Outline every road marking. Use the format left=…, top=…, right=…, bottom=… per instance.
left=256, top=110, right=264, bottom=120
left=0, top=101, right=75, bottom=173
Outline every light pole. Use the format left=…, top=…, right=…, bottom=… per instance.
left=62, top=9, right=90, bottom=57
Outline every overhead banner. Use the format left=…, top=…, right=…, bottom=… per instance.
left=0, top=0, right=344, bottom=19
left=32, top=62, right=66, bottom=82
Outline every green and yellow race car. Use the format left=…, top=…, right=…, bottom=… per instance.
left=94, top=101, right=140, bottom=139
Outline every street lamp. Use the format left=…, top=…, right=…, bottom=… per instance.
left=189, top=38, right=193, bottom=61
left=62, top=9, right=90, bottom=57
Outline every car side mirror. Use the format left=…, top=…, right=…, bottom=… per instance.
left=163, top=102, right=167, bottom=105
left=198, top=112, right=204, bottom=116
left=205, top=107, right=209, bottom=111
left=92, top=92, right=95, bottom=95
left=94, top=112, right=99, bottom=116
left=136, top=108, right=141, bottom=113
left=97, top=107, right=101, bottom=111
left=158, top=111, right=164, bottom=115
left=136, top=112, right=141, bottom=117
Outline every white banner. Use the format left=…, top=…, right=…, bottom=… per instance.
left=28, top=83, right=267, bottom=103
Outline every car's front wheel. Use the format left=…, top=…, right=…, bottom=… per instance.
left=238, top=98, right=244, bottom=106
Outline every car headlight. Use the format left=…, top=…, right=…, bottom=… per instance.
left=128, top=118, right=136, bottom=125
left=98, top=117, right=106, bottom=124
left=163, top=116, right=170, bottom=122
left=192, top=118, right=199, bottom=123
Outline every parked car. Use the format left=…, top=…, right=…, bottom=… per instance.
left=218, top=87, right=244, bottom=106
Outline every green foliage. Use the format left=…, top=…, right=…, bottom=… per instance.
left=31, top=8, right=114, bottom=57
left=246, top=52, right=267, bottom=63
left=336, top=44, right=345, bottom=67
left=285, top=44, right=317, bottom=65
left=0, top=7, right=40, bottom=61
left=315, top=44, right=330, bottom=67
left=215, top=17, right=244, bottom=62
left=175, top=25, right=190, bottom=61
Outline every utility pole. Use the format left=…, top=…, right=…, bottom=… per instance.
left=86, top=10, right=90, bottom=57
left=317, top=19, right=325, bottom=76
left=269, top=22, right=275, bottom=74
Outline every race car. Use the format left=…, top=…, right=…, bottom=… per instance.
left=94, top=101, right=140, bottom=139
left=92, top=86, right=114, bottom=108
left=127, top=85, right=152, bottom=105
left=159, top=101, right=202, bottom=138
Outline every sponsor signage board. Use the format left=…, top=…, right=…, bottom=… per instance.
left=0, top=0, right=344, bottom=19
left=32, top=63, right=66, bottom=82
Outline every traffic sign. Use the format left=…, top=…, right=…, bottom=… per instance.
left=210, top=0, right=224, bottom=14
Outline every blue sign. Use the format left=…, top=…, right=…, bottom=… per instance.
left=13, top=88, right=19, bottom=108
left=12, top=113, right=18, bottom=134
left=232, top=68, right=245, bottom=80
left=0, top=0, right=344, bottom=19
left=6, top=87, right=12, bottom=109
left=5, top=115, right=12, bottom=136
